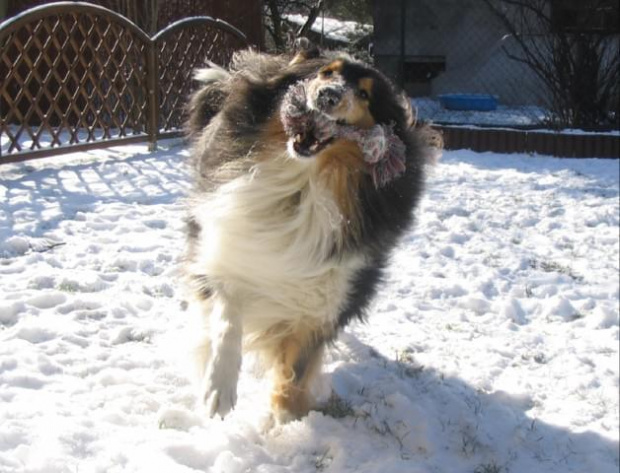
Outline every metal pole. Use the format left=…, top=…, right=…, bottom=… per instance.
left=399, top=0, right=406, bottom=88
left=321, top=6, right=324, bottom=48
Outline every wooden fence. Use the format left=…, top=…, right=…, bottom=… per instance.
left=6, top=0, right=264, bottom=49
left=0, top=2, right=247, bottom=163
left=438, top=125, right=619, bottom=159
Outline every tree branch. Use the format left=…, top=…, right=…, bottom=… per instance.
left=296, top=0, right=325, bottom=39
left=266, top=0, right=286, bottom=50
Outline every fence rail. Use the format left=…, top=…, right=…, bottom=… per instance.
left=438, top=125, right=619, bottom=159
left=0, top=1, right=247, bottom=163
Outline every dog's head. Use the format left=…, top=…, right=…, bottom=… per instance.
left=285, top=58, right=411, bottom=159
left=308, top=59, right=383, bottom=128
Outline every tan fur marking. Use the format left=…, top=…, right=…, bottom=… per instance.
left=317, top=139, right=364, bottom=239
left=346, top=78, right=375, bottom=128
left=263, top=113, right=287, bottom=141
left=328, top=91, right=375, bottom=129
left=320, top=60, right=344, bottom=76
left=289, top=53, right=306, bottom=65
left=342, top=98, right=375, bottom=129
left=271, top=329, right=325, bottom=418
left=254, top=113, right=288, bottom=162
left=359, top=78, right=374, bottom=98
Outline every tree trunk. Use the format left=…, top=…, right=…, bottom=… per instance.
left=266, top=0, right=286, bottom=51
left=296, top=0, right=324, bottom=39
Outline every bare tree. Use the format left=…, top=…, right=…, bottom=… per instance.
left=482, top=0, right=619, bottom=129
left=0, top=0, right=8, bottom=20
left=264, top=0, right=325, bottom=51
left=94, top=0, right=160, bottom=34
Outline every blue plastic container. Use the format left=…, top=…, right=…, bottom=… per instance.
left=438, top=93, right=498, bottom=111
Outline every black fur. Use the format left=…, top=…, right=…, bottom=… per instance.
left=335, top=263, right=385, bottom=330
left=332, top=64, right=427, bottom=327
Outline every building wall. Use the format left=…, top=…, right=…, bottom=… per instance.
left=373, top=0, right=545, bottom=106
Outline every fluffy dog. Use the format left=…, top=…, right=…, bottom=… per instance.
left=183, top=46, right=436, bottom=422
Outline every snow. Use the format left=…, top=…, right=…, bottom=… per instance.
left=412, top=98, right=620, bottom=135
left=413, top=97, right=550, bottom=127
left=283, top=14, right=371, bottom=44
left=1, top=126, right=146, bottom=155
left=0, top=141, right=618, bottom=473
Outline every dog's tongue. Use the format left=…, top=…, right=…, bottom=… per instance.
left=281, top=81, right=406, bottom=187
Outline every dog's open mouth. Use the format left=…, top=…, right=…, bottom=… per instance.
left=291, top=129, right=334, bottom=157
left=281, top=80, right=342, bottom=159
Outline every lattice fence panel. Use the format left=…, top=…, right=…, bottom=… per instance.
left=0, top=4, right=248, bottom=162
left=1, top=7, right=150, bottom=155
left=156, top=19, right=247, bottom=132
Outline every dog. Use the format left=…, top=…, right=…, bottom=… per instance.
left=182, top=45, right=437, bottom=422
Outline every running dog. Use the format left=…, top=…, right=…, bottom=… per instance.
left=183, top=46, right=436, bottom=422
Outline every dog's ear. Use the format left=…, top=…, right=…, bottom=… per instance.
left=289, top=37, right=320, bottom=65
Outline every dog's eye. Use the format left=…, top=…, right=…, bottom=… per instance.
left=357, top=90, right=369, bottom=100
left=321, top=69, right=333, bottom=78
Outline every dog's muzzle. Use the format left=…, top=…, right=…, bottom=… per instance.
left=315, top=86, right=344, bottom=113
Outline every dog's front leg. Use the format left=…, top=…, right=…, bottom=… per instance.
left=202, top=296, right=242, bottom=418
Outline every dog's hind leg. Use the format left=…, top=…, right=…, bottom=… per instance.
left=270, top=329, right=326, bottom=422
left=200, top=295, right=243, bottom=419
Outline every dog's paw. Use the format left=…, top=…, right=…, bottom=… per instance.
left=272, top=407, right=298, bottom=425
left=201, top=356, right=240, bottom=419
left=204, top=384, right=237, bottom=419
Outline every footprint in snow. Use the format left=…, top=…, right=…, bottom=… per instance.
left=14, top=325, right=58, bottom=344
left=56, top=274, right=111, bottom=293
left=144, top=219, right=167, bottom=229
left=26, top=292, right=67, bottom=309
left=57, top=300, right=103, bottom=315
left=112, top=326, right=154, bottom=344
left=0, top=302, right=25, bottom=326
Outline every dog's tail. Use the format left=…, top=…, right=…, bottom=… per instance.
left=193, top=61, right=231, bottom=84
left=417, top=124, right=444, bottom=165
left=186, top=61, right=232, bottom=138
left=400, top=94, right=443, bottom=165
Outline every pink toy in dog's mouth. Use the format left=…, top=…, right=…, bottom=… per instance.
left=280, top=80, right=407, bottom=188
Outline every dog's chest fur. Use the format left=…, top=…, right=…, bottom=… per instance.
left=190, top=150, right=364, bottom=333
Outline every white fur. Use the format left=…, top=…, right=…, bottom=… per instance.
left=189, top=146, right=364, bottom=417
left=193, top=66, right=230, bottom=84
left=201, top=298, right=242, bottom=418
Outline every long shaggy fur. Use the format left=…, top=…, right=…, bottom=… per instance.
left=183, top=48, right=437, bottom=421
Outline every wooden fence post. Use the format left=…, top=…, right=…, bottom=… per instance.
left=146, top=43, right=159, bottom=152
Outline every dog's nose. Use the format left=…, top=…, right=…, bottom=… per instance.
left=317, top=87, right=343, bottom=111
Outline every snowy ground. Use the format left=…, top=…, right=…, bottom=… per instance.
left=1, top=127, right=144, bottom=155
left=0, top=141, right=618, bottom=473
left=413, top=98, right=549, bottom=127
left=283, top=14, right=371, bottom=44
